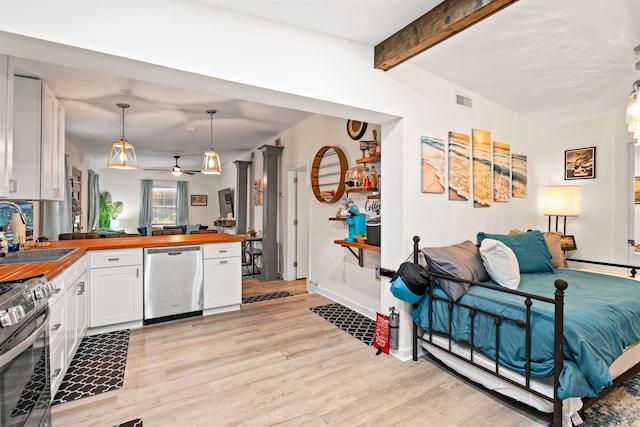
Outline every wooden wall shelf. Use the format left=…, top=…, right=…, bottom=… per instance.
left=356, top=154, right=381, bottom=164
left=346, top=187, right=378, bottom=193
left=329, top=217, right=347, bottom=221
left=334, top=239, right=380, bottom=267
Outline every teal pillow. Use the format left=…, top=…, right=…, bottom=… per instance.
left=186, top=224, right=200, bottom=234
left=477, top=230, right=553, bottom=273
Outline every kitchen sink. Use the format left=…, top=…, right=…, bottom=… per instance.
left=0, top=248, right=77, bottom=264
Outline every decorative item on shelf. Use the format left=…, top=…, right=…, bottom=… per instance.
left=354, top=234, right=367, bottom=244
left=345, top=165, right=367, bottom=189
left=345, top=207, right=366, bottom=242
left=369, top=165, right=378, bottom=189
left=370, top=129, right=378, bottom=156
left=247, top=227, right=257, bottom=237
left=107, top=103, right=138, bottom=169
left=347, top=120, right=367, bottom=140
left=201, top=109, right=222, bottom=175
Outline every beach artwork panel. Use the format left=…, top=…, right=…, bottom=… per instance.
left=448, top=132, right=470, bottom=201
left=472, top=129, right=492, bottom=207
left=512, top=154, right=527, bottom=198
left=493, top=141, right=511, bottom=202
left=421, top=136, right=446, bottom=194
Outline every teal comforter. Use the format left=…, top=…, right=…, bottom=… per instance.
left=412, top=269, right=640, bottom=399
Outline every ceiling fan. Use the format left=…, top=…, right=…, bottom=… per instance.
left=145, top=156, right=199, bottom=176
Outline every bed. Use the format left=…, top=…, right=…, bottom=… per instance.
left=395, top=232, right=640, bottom=427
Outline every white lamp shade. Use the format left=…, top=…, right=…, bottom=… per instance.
left=544, top=185, right=580, bottom=217
left=108, top=138, right=138, bottom=169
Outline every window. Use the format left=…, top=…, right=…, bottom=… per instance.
left=0, top=201, right=34, bottom=239
left=151, top=182, right=177, bottom=226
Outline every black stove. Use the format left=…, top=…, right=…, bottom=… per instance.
left=0, top=275, right=52, bottom=345
left=0, top=273, right=53, bottom=427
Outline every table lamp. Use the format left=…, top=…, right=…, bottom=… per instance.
left=544, top=185, right=580, bottom=235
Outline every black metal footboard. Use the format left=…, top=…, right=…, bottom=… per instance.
left=408, top=236, right=566, bottom=427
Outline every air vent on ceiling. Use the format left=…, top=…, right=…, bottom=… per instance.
left=456, top=94, right=473, bottom=109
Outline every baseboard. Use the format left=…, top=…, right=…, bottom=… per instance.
left=203, top=304, right=240, bottom=316
left=391, top=346, right=414, bottom=361
left=87, top=320, right=142, bottom=336
left=313, top=287, right=376, bottom=320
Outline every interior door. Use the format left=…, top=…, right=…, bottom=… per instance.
left=294, top=168, right=309, bottom=279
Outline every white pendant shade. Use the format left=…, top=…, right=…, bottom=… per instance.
left=108, top=138, right=138, bottom=169
left=108, top=103, right=138, bottom=169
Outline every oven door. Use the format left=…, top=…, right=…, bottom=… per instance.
left=0, top=306, right=51, bottom=427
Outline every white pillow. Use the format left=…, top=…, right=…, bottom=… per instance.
left=479, top=238, right=520, bottom=289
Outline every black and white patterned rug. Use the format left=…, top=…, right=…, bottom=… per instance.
left=52, top=329, right=130, bottom=406
left=310, top=303, right=375, bottom=346
left=242, top=291, right=293, bottom=304
left=114, top=419, right=143, bottom=427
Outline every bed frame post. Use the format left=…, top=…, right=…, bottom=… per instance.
left=412, top=236, right=420, bottom=361
left=553, top=279, right=568, bottom=427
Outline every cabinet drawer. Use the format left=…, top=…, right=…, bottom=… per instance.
left=50, top=339, right=66, bottom=395
left=48, top=297, right=65, bottom=347
left=70, top=255, right=87, bottom=280
left=90, top=249, right=142, bottom=268
left=203, top=243, right=241, bottom=259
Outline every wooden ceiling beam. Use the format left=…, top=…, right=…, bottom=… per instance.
left=374, top=0, right=520, bottom=71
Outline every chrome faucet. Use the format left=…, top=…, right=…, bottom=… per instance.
left=0, top=202, right=26, bottom=224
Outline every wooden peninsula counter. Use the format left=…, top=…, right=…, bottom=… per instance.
left=0, top=233, right=244, bottom=281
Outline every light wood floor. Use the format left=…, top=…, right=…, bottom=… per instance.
left=52, top=278, right=548, bottom=426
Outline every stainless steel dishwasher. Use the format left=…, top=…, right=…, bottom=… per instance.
left=143, top=245, right=203, bottom=325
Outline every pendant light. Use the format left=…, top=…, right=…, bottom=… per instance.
left=626, top=45, right=640, bottom=144
left=201, top=109, right=222, bottom=175
left=107, top=103, right=138, bottom=169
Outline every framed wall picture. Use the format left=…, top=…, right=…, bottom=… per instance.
left=565, top=147, right=596, bottom=180
left=190, top=195, right=207, bottom=206
left=635, top=177, right=640, bottom=204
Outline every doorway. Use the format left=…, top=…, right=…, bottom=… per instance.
left=286, top=164, right=309, bottom=280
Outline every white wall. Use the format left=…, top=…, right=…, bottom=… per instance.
left=1, top=2, right=632, bottom=358
left=98, top=167, right=226, bottom=233
left=276, top=114, right=383, bottom=316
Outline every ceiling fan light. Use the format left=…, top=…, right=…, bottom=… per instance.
left=201, top=148, right=222, bottom=175
left=107, top=138, right=138, bottom=169
left=108, top=103, right=138, bottom=169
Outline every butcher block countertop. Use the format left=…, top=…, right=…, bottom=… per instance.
left=0, top=233, right=245, bottom=282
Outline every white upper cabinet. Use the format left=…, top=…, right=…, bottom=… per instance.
left=12, top=75, right=65, bottom=201
left=0, top=55, right=14, bottom=198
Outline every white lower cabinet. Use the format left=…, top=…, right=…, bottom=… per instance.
left=89, top=249, right=143, bottom=328
left=203, top=242, right=242, bottom=314
left=48, top=255, right=88, bottom=396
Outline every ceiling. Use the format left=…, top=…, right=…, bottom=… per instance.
left=10, top=0, right=640, bottom=171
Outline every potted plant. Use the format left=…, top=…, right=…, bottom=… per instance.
left=247, top=227, right=257, bottom=237
left=99, top=191, right=123, bottom=229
